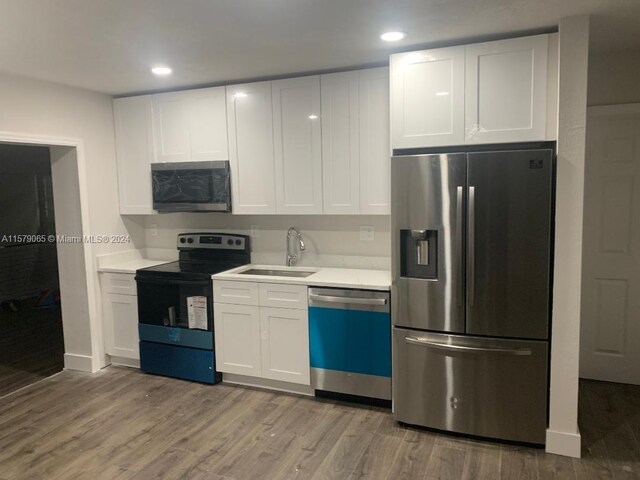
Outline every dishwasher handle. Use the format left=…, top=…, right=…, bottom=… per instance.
left=309, top=293, right=387, bottom=307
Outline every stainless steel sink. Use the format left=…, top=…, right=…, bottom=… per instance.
left=239, top=268, right=316, bottom=278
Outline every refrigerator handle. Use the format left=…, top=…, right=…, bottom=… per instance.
left=404, top=337, right=532, bottom=356
left=456, top=186, right=463, bottom=307
left=468, top=186, right=476, bottom=307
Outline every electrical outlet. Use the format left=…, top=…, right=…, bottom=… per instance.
left=359, top=226, right=374, bottom=242
left=250, top=225, right=260, bottom=238
left=149, top=223, right=158, bottom=237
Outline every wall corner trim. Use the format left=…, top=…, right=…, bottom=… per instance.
left=545, top=428, right=582, bottom=458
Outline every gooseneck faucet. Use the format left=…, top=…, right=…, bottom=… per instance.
left=286, top=227, right=306, bottom=266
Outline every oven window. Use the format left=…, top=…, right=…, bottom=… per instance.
left=137, top=278, right=212, bottom=331
left=152, top=168, right=229, bottom=204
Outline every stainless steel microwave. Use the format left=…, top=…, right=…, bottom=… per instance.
left=151, top=161, right=231, bottom=212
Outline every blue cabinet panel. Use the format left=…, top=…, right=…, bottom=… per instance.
left=309, top=306, right=391, bottom=377
left=139, top=341, right=219, bottom=384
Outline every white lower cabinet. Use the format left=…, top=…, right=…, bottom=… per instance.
left=213, top=303, right=262, bottom=376
left=213, top=281, right=310, bottom=386
left=260, top=307, right=310, bottom=384
left=101, top=273, right=139, bottom=360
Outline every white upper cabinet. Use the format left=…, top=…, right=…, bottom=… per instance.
left=113, top=96, right=155, bottom=214
left=272, top=76, right=323, bottom=214
left=321, top=71, right=360, bottom=214
left=152, top=86, right=228, bottom=163
left=227, top=82, right=277, bottom=214
left=320, top=68, right=391, bottom=215
left=359, top=67, right=391, bottom=214
left=391, top=47, right=465, bottom=149
left=465, top=34, right=549, bottom=144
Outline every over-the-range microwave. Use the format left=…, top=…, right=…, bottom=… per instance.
left=151, top=161, right=231, bottom=213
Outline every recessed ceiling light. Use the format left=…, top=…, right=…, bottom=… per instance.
left=308, top=114, right=318, bottom=120
left=151, top=66, right=172, bottom=76
left=436, top=91, right=450, bottom=96
left=380, top=31, right=406, bottom=42
left=234, top=92, right=248, bottom=98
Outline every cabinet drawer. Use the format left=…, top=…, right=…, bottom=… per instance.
left=213, top=280, right=259, bottom=305
left=259, top=283, right=308, bottom=310
left=102, top=273, right=137, bottom=295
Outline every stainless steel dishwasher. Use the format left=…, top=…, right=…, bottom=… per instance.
left=308, top=288, right=391, bottom=400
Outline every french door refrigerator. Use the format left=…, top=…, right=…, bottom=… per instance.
left=391, top=149, right=553, bottom=444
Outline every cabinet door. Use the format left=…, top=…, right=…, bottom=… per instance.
left=103, top=293, right=140, bottom=360
left=390, top=47, right=465, bottom=149
left=465, top=34, right=548, bottom=144
left=227, top=82, right=276, bottom=214
left=359, top=67, right=391, bottom=214
left=213, top=303, right=262, bottom=377
left=187, top=86, right=229, bottom=161
left=113, top=96, right=155, bottom=214
left=321, top=71, right=360, bottom=214
left=272, top=76, right=323, bottom=214
left=153, top=87, right=228, bottom=163
left=260, top=307, right=310, bottom=385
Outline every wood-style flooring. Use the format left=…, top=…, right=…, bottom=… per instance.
left=0, top=367, right=638, bottom=479
left=0, top=299, right=64, bottom=397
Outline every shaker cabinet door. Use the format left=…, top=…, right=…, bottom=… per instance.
left=213, top=303, right=262, bottom=377
left=390, top=47, right=465, bottom=149
left=103, top=293, right=140, bottom=360
left=464, top=35, right=548, bottom=144
left=272, top=76, right=323, bottom=214
left=227, top=82, right=276, bottom=214
left=113, top=96, right=155, bottom=214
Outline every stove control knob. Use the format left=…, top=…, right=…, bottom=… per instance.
left=235, top=239, right=242, bottom=246
left=179, top=238, right=186, bottom=244
left=187, top=238, right=194, bottom=244
left=227, top=239, right=234, bottom=245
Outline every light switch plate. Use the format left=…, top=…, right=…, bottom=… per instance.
left=250, top=225, right=260, bottom=238
left=359, top=226, right=374, bottom=242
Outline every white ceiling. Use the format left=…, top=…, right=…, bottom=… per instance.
left=0, top=0, right=638, bottom=95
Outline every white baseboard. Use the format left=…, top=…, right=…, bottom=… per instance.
left=64, top=353, right=95, bottom=372
left=109, top=356, right=140, bottom=368
left=223, top=373, right=314, bottom=396
left=545, top=428, right=582, bottom=458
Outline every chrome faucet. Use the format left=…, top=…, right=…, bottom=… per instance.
left=286, top=227, right=306, bottom=266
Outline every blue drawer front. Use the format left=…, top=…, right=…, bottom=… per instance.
left=138, top=324, right=213, bottom=350
left=309, top=306, right=391, bottom=377
left=139, top=341, right=218, bottom=384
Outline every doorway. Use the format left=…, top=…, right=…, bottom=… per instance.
left=0, top=144, right=64, bottom=396
left=579, top=104, right=640, bottom=472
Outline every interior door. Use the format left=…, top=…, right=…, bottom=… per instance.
left=580, top=105, right=640, bottom=385
left=392, top=153, right=466, bottom=333
left=466, top=150, right=553, bottom=339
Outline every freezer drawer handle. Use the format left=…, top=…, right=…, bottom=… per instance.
left=309, top=294, right=387, bottom=306
left=404, top=337, right=532, bottom=356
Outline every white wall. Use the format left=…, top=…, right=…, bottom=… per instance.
left=0, top=71, right=145, bottom=371
left=144, top=214, right=391, bottom=270
left=588, top=49, right=640, bottom=106
left=546, top=15, right=590, bottom=458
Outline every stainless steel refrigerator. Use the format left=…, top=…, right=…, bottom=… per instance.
left=391, top=148, right=553, bottom=445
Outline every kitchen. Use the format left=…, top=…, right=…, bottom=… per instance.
left=0, top=1, right=639, bottom=479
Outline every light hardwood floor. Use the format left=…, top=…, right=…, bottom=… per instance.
left=0, top=367, right=638, bottom=479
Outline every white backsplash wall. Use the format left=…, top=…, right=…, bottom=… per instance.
left=144, top=214, right=391, bottom=270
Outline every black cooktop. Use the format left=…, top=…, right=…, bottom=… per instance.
left=135, top=232, right=251, bottom=282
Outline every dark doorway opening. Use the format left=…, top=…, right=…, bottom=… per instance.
left=0, top=144, right=64, bottom=397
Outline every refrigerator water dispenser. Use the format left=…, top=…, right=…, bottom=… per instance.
left=400, top=229, right=438, bottom=279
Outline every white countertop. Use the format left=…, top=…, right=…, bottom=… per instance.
left=212, top=264, right=391, bottom=291
left=98, top=259, right=171, bottom=274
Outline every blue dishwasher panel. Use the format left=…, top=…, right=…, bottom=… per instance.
left=139, top=341, right=219, bottom=384
left=309, top=306, right=391, bottom=377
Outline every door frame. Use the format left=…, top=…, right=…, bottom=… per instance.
left=0, top=130, right=104, bottom=373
